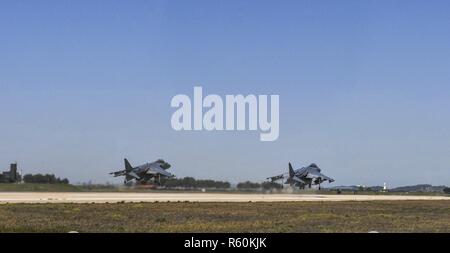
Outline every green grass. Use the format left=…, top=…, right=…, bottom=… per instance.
left=0, top=201, right=449, bottom=232
left=0, top=183, right=122, bottom=192
left=0, top=183, right=81, bottom=192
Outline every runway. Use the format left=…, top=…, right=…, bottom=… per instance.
left=0, top=192, right=449, bottom=203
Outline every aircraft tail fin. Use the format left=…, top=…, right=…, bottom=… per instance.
left=124, top=159, right=133, bottom=172
left=288, top=163, right=295, bottom=177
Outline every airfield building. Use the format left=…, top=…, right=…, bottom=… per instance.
left=0, top=163, right=21, bottom=183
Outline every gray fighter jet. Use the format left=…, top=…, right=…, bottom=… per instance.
left=267, top=162, right=334, bottom=190
left=110, top=158, right=174, bottom=184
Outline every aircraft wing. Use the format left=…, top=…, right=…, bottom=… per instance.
left=110, top=170, right=126, bottom=177
left=291, top=176, right=306, bottom=184
left=147, top=165, right=174, bottom=178
left=267, top=173, right=287, bottom=182
left=305, top=170, right=334, bottom=182
left=128, top=171, right=140, bottom=179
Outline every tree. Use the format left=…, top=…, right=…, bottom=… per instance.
left=161, top=177, right=231, bottom=189
left=23, top=174, right=69, bottom=184
left=237, top=181, right=261, bottom=189
left=261, top=181, right=283, bottom=190
left=444, top=188, right=450, bottom=194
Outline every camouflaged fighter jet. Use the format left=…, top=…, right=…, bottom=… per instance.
left=267, top=162, right=334, bottom=190
left=110, top=159, right=174, bottom=184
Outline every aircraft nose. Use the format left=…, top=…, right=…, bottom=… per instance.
left=160, top=162, right=171, bottom=170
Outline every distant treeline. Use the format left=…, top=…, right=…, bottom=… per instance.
left=159, top=177, right=283, bottom=190
left=237, top=181, right=283, bottom=190
left=0, top=174, right=21, bottom=183
left=161, top=177, right=231, bottom=189
left=23, top=174, right=69, bottom=184
left=333, top=184, right=450, bottom=193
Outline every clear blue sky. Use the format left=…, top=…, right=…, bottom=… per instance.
left=1, top=0, right=449, bottom=186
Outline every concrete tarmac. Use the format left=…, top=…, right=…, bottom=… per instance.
left=0, top=192, right=449, bottom=203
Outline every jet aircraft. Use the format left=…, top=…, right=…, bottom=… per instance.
left=110, top=159, right=174, bottom=184
left=267, top=162, right=334, bottom=189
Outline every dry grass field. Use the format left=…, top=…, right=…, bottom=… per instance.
left=0, top=200, right=449, bottom=233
